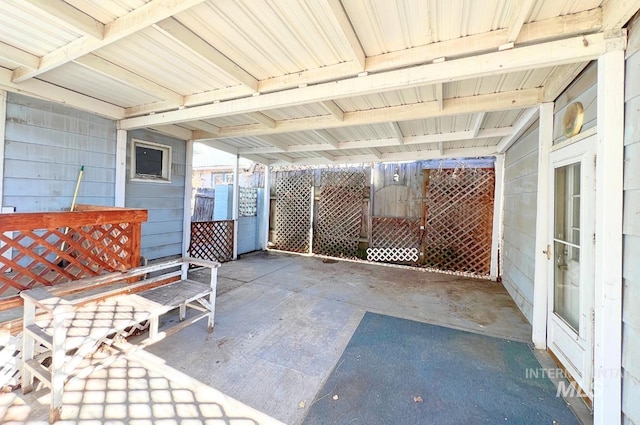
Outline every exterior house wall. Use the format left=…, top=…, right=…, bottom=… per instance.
left=3, top=93, right=116, bottom=211
left=501, top=124, right=539, bottom=322
left=622, top=22, right=640, bottom=425
left=125, top=129, right=186, bottom=260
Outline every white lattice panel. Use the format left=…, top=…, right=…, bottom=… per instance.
left=239, top=187, right=258, bottom=217
left=367, top=248, right=419, bottom=263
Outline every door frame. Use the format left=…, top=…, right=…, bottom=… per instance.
left=531, top=49, right=624, bottom=425
left=547, top=134, right=596, bottom=397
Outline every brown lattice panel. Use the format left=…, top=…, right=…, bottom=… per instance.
left=313, top=171, right=365, bottom=258
left=423, top=168, right=495, bottom=276
left=0, top=207, right=146, bottom=301
left=275, top=175, right=312, bottom=253
left=189, top=220, right=234, bottom=263
left=369, top=216, right=422, bottom=263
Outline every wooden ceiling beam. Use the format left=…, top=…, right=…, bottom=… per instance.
left=0, top=42, right=40, bottom=69
left=389, top=122, right=405, bottom=144
left=602, top=0, right=640, bottom=30
left=247, top=112, right=276, bottom=128
left=321, top=0, right=366, bottom=71
left=118, top=8, right=603, bottom=117
left=238, top=127, right=512, bottom=154
left=273, top=146, right=497, bottom=166
left=472, top=112, right=486, bottom=137
left=153, top=18, right=259, bottom=92
left=366, top=8, right=603, bottom=73
left=505, top=0, right=537, bottom=43
left=0, top=68, right=123, bottom=119
left=11, top=0, right=208, bottom=83
left=192, top=89, right=541, bottom=140
left=188, top=121, right=221, bottom=136
left=320, top=101, right=344, bottom=121
left=23, top=0, right=104, bottom=39
left=74, top=54, right=184, bottom=104
left=314, top=129, right=341, bottom=148
left=148, top=125, right=193, bottom=140
left=120, top=32, right=620, bottom=130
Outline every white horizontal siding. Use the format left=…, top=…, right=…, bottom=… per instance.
left=125, top=129, right=186, bottom=260
left=501, top=124, right=539, bottom=323
left=3, top=93, right=116, bottom=212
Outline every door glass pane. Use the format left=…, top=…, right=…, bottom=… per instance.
left=554, top=163, right=581, bottom=331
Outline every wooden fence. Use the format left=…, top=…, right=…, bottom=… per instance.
left=0, top=205, right=147, bottom=325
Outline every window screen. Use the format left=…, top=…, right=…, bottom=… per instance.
left=135, top=145, right=163, bottom=177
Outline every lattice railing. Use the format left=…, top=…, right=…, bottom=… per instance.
left=0, top=205, right=147, bottom=309
left=275, top=175, right=312, bottom=253
left=368, top=217, right=422, bottom=263
left=423, top=168, right=495, bottom=276
left=313, top=171, right=365, bottom=258
left=189, top=220, right=234, bottom=263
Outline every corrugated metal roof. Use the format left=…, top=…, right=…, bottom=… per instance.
left=39, top=62, right=159, bottom=107
left=0, top=0, right=631, bottom=166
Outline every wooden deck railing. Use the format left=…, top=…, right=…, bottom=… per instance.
left=0, top=205, right=148, bottom=313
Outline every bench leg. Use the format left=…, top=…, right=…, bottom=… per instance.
left=149, top=315, right=159, bottom=340
left=207, top=294, right=215, bottom=333
left=50, top=312, right=67, bottom=423
left=179, top=304, right=186, bottom=321
left=21, top=301, right=36, bottom=394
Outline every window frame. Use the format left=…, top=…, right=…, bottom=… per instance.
left=130, top=139, right=172, bottom=183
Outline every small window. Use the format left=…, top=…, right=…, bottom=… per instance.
left=130, top=139, right=171, bottom=183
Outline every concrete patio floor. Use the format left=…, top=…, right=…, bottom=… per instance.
left=150, top=250, right=532, bottom=424
left=1, top=250, right=534, bottom=424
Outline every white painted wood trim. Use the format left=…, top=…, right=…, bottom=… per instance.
left=262, top=166, right=270, bottom=250
left=490, top=154, right=504, bottom=281
left=115, top=129, right=127, bottom=207
left=532, top=102, right=554, bottom=349
left=0, top=90, right=6, bottom=208
left=593, top=49, right=624, bottom=425
left=120, top=33, right=624, bottom=130
left=232, top=154, right=239, bottom=260
left=182, top=140, right=194, bottom=257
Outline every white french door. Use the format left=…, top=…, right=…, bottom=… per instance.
left=547, top=135, right=595, bottom=398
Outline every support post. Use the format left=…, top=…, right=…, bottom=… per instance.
left=368, top=163, right=374, bottom=246
left=532, top=102, right=554, bottom=349
left=489, top=154, right=504, bottom=281
left=182, top=140, right=194, bottom=257
left=262, top=165, right=271, bottom=250
left=232, top=154, right=240, bottom=260
left=593, top=49, right=624, bottom=425
left=115, top=129, right=127, bottom=207
left=0, top=90, right=6, bottom=208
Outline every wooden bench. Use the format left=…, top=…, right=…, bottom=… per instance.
left=20, top=256, right=220, bottom=423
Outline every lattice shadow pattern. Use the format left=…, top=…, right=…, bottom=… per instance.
left=313, top=171, right=365, bottom=258
left=0, top=223, right=137, bottom=296
left=369, top=217, right=422, bottom=263
left=423, top=168, right=495, bottom=276
left=189, top=220, right=234, bottom=263
left=275, top=175, right=312, bottom=253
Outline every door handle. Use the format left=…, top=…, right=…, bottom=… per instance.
left=542, top=244, right=551, bottom=260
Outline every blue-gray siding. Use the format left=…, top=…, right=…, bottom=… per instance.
left=501, top=125, right=538, bottom=323
left=622, top=30, right=640, bottom=425
left=125, top=130, right=186, bottom=260
left=3, top=93, right=116, bottom=211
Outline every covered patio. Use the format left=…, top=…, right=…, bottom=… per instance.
left=3, top=251, right=587, bottom=424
